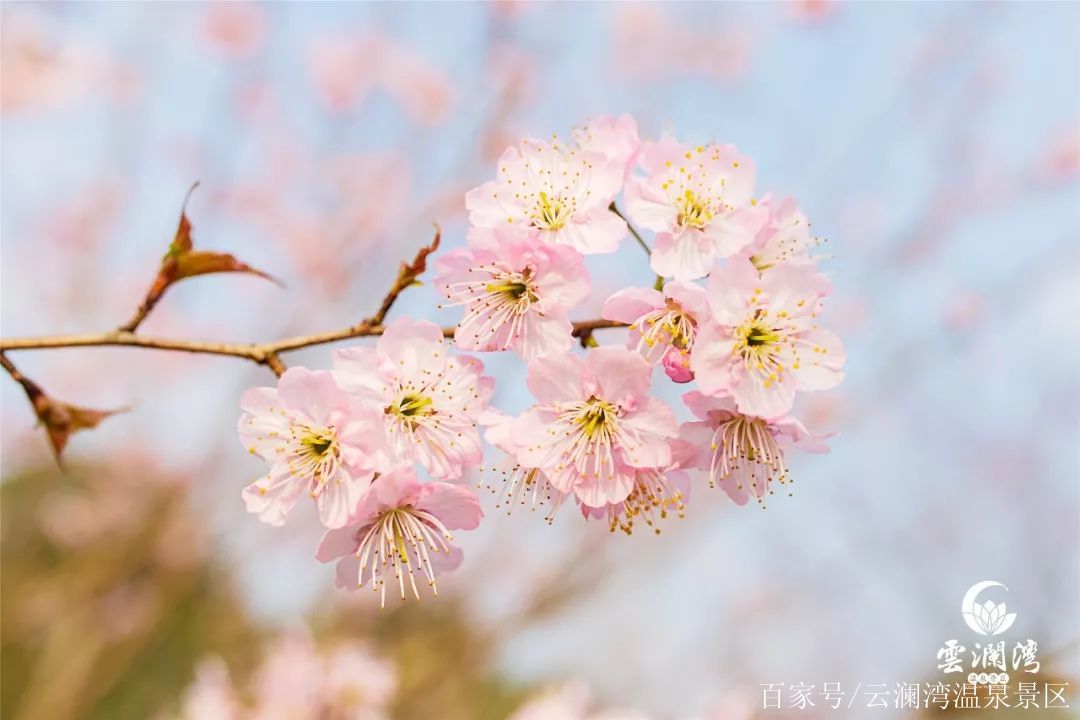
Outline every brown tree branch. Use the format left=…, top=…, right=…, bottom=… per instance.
left=0, top=283, right=623, bottom=462
left=0, top=193, right=631, bottom=461
left=0, top=228, right=625, bottom=461
left=0, top=319, right=627, bottom=373
left=0, top=205, right=630, bottom=468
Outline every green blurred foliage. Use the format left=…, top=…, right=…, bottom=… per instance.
left=2, top=460, right=258, bottom=720
left=314, top=600, right=527, bottom=720
left=1, top=459, right=529, bottom=720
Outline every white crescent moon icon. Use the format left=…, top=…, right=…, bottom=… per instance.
left=962, top=580, right=1007, bottom=634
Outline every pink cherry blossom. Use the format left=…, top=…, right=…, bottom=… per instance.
left=511, top=347, right=678, bottom=508
left=581, top=467, right=690, bottom=535
left=332, top=318, right=493, bottom=480
left=601, top=280, right=708, bottom=383
left=465, top=137, right=627, bottom=254
left=435, top=226, right=590, bottom=360
left=625, top=138, right=768, bottom=280
left=239, top=367, right=382, bottom=529
left=677, top=391, right=828, bottom=506
left=690, top=257, right=845, bottom=418
left=572, top=114, right=642, bottom=180
left=316, top=468, right=482, bottom=606
left=743, top=194, right=821, bottom=271
left=478, top=408, right=565, bottom=520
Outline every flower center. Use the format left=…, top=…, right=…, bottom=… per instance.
left=531, top=190, right=572, bottom=231
left=676, top=189, right=713, bottom=230
left=749, top=254, right=773, bottom=272
left=544, top=397, right=624, bottom=482
left=733, top=318, right=785, bottom=387
left=744, top=323, right=780, bottom=347
left=484, top=266, right=538, bottom=307
left=300, top=427, right=336, bottom=457
left=390, top=393, right=434, bottom=420
left=633, top=305, right=696, bottom=363
left=351, top=504, right=454, bottom=607
left=576, top=398, right=618, bottom=439
left=290, top=425, right=341, bottom=495
left=709, top=414, right=790, bottom=505
left=606, top=469, right=685, bottom=535
left=440, top=264, right=544, bottom=351
left=486, top=280, right=529, bottom=300
left=441, top=263, right=542, bottom=351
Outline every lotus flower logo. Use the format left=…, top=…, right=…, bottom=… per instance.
left=961, top=581, right=1017, bottom=636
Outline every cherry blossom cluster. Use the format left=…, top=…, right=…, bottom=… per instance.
left=238, top=115, right=845, bottom=605
left=239, top=321, right=489, bottom=606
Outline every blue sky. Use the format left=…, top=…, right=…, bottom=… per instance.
left=2, top=3, right=1078, bottom=716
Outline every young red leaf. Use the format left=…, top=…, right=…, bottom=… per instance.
left=120, top=183, right=280, bottom=332
left=173, top=250, right=283, bottom=285
left=0, top=354, right=124, bottom=463
left=400, top=224, right=442, bottom=281
left=37, top=399, right=126, bottom=461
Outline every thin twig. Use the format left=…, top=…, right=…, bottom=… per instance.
left=361, top=225, right=442, bottom=327
left=609, top=202, right=650, bottom=256
left=119, top=182, right=200, bottom=333
left=0, top=351, right=25, bottom=386
left=262, top=352, right=288, bottom=377
left=0, top=332, right=266, bottom=358
left=0, top=219, right=627, bottom=375
left=2, top=219, right=623, bottom=377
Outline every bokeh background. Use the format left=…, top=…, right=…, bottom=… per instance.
left=2, top=2, right=1078, bottom=719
